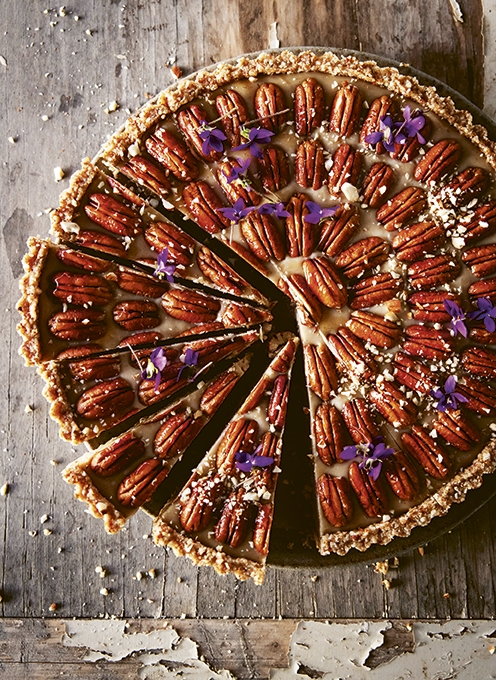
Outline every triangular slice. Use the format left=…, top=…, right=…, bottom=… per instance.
left=62, top=355, right=252, bottom=533
left=152, top=336, right=298, bottom=584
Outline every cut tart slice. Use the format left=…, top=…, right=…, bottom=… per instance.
left=152, top=335, right=298, bottom=584
left=62, top=355, right=252, bottom=533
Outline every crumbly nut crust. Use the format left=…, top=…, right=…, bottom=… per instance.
left=17, top=237, right=49, bottom=366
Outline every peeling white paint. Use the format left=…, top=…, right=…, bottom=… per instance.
left=268, top=22, right=280, bottom=49
left=449, top=0, right=464, bottom=23
left=483, top=0, right=496, bottom=120
left=63, top=620, right=235, bottom=679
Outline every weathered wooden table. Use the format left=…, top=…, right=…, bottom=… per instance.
left=1, top=1, right=495, bottom=678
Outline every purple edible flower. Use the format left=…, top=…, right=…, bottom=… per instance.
left=219, top=197, right=257, bottom=223
left=444, top=298, right=468, bottom=338
left=258, top=201, right=290, bottom=218
left=394, top=106, right=426, bottom=145
left=141, top=347, right=168, bottom=392
left=176, top=347, right=200, bottom=381
left=232, top=126, right=274, bottom=158
left=304, top=201, right=339, bottom=224
left=431, top=375, right=468, bottom=412
left=468, top=296, right=496, bottom=333
left=234, top=445, right=274, bottom=474
left=198, top=121, right=227, bottom=156
left=365, top=114, right=396, bottom=153
left=154, top=248, right=176, bottom=283
left=340, top=436, right=395, bottom=481
left=225, top=157, right=252, bottom=184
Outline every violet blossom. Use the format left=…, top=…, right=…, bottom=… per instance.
left=364, top=115, right=396, bottom=153
left=219, top=197, right=257, bottom=223
left=340, top=437, right=395, bottom=481
left=225, top=157, right=252, bottom=184
left=232, top=126, right=274, bottom=158
left=431, top=375, right=468, bottom=412
left=198, top=121, right=227, bottom=156
left=257, top=202, right=290, bottom=218
left=443, top=298, right=468, bottom=338
left=234, top=445, right=274, bottom=474
left=141, top=347, right=168, bottom=392
left=394, top=106, right=427, bottom=145
left=468, top=297, right=496, bottom=333
left=176, top=347, right=200, bottom=381
left=154, top=248, right=176, bottom=283
left=304, top=201, right=339, bottom=224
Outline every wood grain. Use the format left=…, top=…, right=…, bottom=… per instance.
left=0, top=0, right=493, bottom=627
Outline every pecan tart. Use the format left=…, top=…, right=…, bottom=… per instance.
left=17, top=48, right=496, bottom=582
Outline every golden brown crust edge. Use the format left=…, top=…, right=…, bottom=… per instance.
left=152, top=519, right=266, bottom=585
left=318, top=440, right=496, bottom=556
left=99, top=49, right=496, bottom=171
left=49, top=157, right=98, bottom=243
left=17, top=236, right=49, bottom=367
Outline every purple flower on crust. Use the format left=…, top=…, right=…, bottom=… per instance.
left=340, top=436, right=395, bottom=481
left=198, top=121, right=227, bottom=156
left=394, top=106, right=427, bottom=145
left=365, top=115, right=396, bottom=153
left=225, top=157, right=252, bottom=184
left=444, top=298, right=468, bottom=338
left=258, top=201, right=290, bottom=219
left=154, top=248, right=176, bottom=283
left=432, top=375, right=468, bottom=412
left=141, top=347, right=168, bottom=392
left=468, top=297, right=496, bottom=333
left=304, top=201, right=339, bottom=225
left=219, top=197, right=257, bottom=224
left=234, top=445, right=274, bottom=474
left=232, top=126, right=274, bottom=158
left=176, top=347, right=200, bottom=382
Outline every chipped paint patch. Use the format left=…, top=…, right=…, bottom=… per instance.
left=63, top=620, right=235, bottom=679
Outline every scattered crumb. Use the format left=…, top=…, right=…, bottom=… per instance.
left=28, top=530, right=37, bottom=537
left=0, top=484, right=9, bottom=496
left=40, top=514, right=50, bottom=524
left=148, top=569, right=157, bottom=579
left=382, top=579, right=391, bottom=590
left=50, top=460, right=58, bottom=466
left=418, top=546, right=425, bottom=556
left=135, top=571, right=143, bottom=581
left=24, top=404, right=33, bottom=413
left=49, top=603, right=58, bottom=611
left=489, top=645, right=495, bottom=655
left=100, top=588, right=109, bottom=596
left=8, top=136, right=16, bottom=144
left=0, top=55, right=7, bottom=67
left=54, top=166, right=65, bottom=182
left=43, top=529, right=52, bottom=536
left=170, top=65, right=182, bottom=79
left=374, top=560, right=389, bottom=575
left=104, top=100, right=119, bottom=114
left=310, top=575, right=318, bottom=582
left=95, top=566, right=107, bottom=578
left=443, top=592, right=450, bottom=599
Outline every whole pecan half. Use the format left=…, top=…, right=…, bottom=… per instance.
left=327, top=327, right=377, bottom=380
left=197, top=247, right=248, bottom=296
left=74, top=229, right=127, bottom=259
left=278, top=274, right=322, bottom=327
left=313, top=403, right=347, bottom=466
left=462, top=346, right=496, bottom=379
left=468, top=276, right=496, bottom=304
left=391, top=113, right=432, bottom=162
left=402, top=426, right=451, bottom=478
left=403, top=324, right=454, bottom=361
left=216, top=158, right=260, bottom=207
left=214, top=488, right=253, bottom=548
left=267, top=374, right=289, bottom=430
left=303, top=342, right=338, bottom=400
left=360, top=162, right=395, bottom=208
left=407, top=254, right=460, bottom=290
left=183, top=181, right=231, bottom=234
left=179, top=473, right=224, bottom=533
left=154, top=411, right=204, bottom=459
left=240, top=212, right=285, bottom=262
left=113, top=300, right=161, bottom=330
left=253, top=503, right=274, bottom=556
left=117, top=458, right=169, bottom=508
left=145, top=127, right=199, bottom=182
left=221, top=302, right=272, bottom=329
left=384, top=451, right=421, bottom=501
left=317, top=474, right=354, bottom=527
left=200, top=370, right=240, bottom=416
left=121, top=155, right=171, bottom=197
left=392, top=221, right=445, bottom=263
left=294, top=77, right=325, bottom=135
left=370, top=379, right=417, bottom=428
left=90, top=432, right=145, bottom=477
left=144, top=221, right=196, bottom=265
left=335, top=236, right=390, bottom=279
left=360, top=95, right=397, bottom=151
left=85, top=193, right=142, bottom=237
left=376, top=186, right=427, bottom=231
left=456, top=200, right=496, bottom=243
left=257, top=144, right=291, bottom=192
left=48, top=308, right=106, bottom=341
left=285, top=193, right=319, bottom=257
left=76, top=377, right=135, bottom=421
left=57, top=345, right=120, bottom=382
left=295, top=139, right=326, bottom=190
left=107, top=177, right=145, bottom=208
left=342, top=398, right=380, bottom=443
left=437, top=166, right=490, bottom=208
left=433, top=409, right=480, bottom=451
left=177, top=104, right=224, bottom=161
left=117, top=331, right=165, bottom=367
left=408, top=291, right=461, bottom=322
left=138, top=361, right=189, bottom=405
left=462, top=243, right=496, bottom=278
left=469, top=324, right=496, bottom=344
left=329, top=82, right=362, bottom=137
left=303, top=256, right=348, bottom=308
left=393, top=352, right=435, bottom=394
left=346, top=310, right=402, bottom=349
left=317, top=205, right=360, bottom=257
left=216, top=418, right=259, bottom=475
left=327, top=143, right=362, bottom=196
left=413, top=139, right=461, bottom=184
left=115, top=267, right=167, bottom=298
left=268, top=336, right=299, bottom=374
left=456, top=376, right=496, bottom=415
left=56, top=247, right=110, bottom=273
left=215, top=89, right=249, bottom=146
left=350, top=272, right=403, bottom=309
left=161, top=288, right=220, bottom=323
left=254, top=82, right=287, bottom=132
left=52, top=271, right=113, bottom=308
left=348, top=461, right=389, bottom=518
